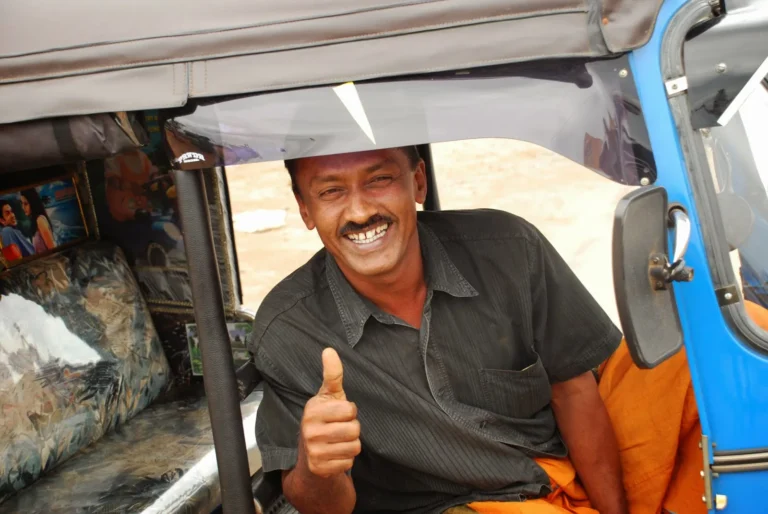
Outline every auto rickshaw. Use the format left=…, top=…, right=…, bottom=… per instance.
left=0, top=0, right=766, bottom=512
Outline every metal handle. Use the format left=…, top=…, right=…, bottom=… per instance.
left=650, top=206, right=694, bottom=289
left=669, top=207, right=691, bottom=266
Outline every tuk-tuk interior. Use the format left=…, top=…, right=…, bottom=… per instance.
left=1, top=1, right=768, bottom=513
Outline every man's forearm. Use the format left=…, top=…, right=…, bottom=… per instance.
left=551, top=371, right=628, bottom=514
left=283, top=464, right=356, bottom=514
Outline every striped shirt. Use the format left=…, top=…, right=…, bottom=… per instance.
left=250, top=209, right=622, bottom=514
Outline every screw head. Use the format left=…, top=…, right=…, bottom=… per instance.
left=640, top=177, right=650, bottom=186
left=724, top=292, right=733, bottom=301
left=652, top=257, right=660, bottom=264
left=619, top=69, right=628, bottom=78
left=672, top=83, right=679, bottom=90
left=716, top=63, right=727, bottom=74
left=701, top=128, right=711, bottom=136
left=656, top=281, right=664, bottom=289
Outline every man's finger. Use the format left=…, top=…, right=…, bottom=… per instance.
left=319, top=348, right=345, bottom=399
left=304, top=400, right=357, bottom=424
left=308, top=458, right=355, bottom=478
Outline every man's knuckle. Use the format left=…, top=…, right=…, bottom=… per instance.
left=343, top=403, right=357, bottom=419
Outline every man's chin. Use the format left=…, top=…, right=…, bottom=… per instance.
left=341, top=255, right=399, bottom=279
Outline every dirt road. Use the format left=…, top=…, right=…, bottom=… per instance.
left=226, top=140, right=635, bottom=325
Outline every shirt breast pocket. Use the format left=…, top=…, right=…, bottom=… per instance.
left=478, top=355, right=551, bottom=419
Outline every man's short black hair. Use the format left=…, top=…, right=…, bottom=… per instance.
left=285, top=145, right=422, bottom=195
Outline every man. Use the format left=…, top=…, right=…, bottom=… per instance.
left=1, top=199, right=35, bottom=258
left=250, top=146, right=690, bottom=514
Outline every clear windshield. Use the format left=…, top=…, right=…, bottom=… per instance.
left=706, top=77, right=768, bottom=313
left=166, top=57, right=656, bottom=187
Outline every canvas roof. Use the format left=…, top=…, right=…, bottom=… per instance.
left=0, top=0, right=663, bottom=124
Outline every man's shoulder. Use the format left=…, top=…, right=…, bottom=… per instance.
left=249, top=248, right=328, bottom=350
left=417, top=208, right=541, bottom=243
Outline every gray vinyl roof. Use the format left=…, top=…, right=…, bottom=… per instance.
left=0, top=0, right=663, bottom=125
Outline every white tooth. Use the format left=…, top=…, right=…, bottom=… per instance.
left=348, top=233, right=357, bottom=240
left=366, top=230, right=375, bottom=239
left=376, top=225, right=383, bottom=233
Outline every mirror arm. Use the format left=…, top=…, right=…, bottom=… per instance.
left=650, top=206, right=695, bottom=289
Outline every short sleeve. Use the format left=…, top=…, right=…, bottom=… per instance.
left=254, top=346, right=306, bottom=473
left=527, top=226, right=622, bottom=383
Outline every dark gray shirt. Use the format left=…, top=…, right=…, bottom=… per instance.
left=250, top=209, right=622, bottom=514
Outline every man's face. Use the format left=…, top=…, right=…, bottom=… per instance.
left=293, top=149, right=427, bottom=278
left=1, top=204, right=16, bottom=226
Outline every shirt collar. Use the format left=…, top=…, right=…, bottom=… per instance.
left=325, top=222, right=478, bottom=347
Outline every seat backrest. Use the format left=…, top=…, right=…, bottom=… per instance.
left=0, top=242, right=170, bottom=503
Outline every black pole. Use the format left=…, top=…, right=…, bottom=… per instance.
left=173, top=168, right=255, bottom=514
left=417, top=144, right=441, bottom=211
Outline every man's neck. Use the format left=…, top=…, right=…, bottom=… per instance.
left=338, top=232, right=427, bottom=328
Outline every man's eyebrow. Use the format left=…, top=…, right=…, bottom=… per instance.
left=364, top=158, right=396, bottom=173
left=309, top=158, right=397, bottom=186
left=310, top=173, right=344, bottom=186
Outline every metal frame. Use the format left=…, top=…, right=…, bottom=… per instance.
left=417, top=143, right=441, bottom=211
left=631, top=0, right=768, bottom=510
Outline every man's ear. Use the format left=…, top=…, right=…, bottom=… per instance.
left=413, top=160, right=428, bottom=205
left=295, top=193, right=316, bottom=230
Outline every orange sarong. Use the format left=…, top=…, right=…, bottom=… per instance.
left=463, top=300, right=768, bottom=514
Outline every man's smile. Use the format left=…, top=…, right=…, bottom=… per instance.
left=343, top=222, right=391, bottom=246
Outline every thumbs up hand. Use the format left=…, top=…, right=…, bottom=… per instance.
left=299, top=348, right=361, bottom=478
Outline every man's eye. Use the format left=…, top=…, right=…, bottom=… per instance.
left=369, top=176, right=393, bottom=186
left=319, top=188, right=343, bottom=199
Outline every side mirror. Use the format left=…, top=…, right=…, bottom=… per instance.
left=612, top=186, right=694, bottom=368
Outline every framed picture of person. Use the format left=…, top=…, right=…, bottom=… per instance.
left=185, top=321, right=252, bottom=376
left=0, top=174, right=89, bottom=269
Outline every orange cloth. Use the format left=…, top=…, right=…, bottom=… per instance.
left=467, top=457, right=596, bottom=514
left=745, top=300, right=768, bottom=331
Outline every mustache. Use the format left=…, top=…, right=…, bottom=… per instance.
left=339, top=214, right=393, bottom=236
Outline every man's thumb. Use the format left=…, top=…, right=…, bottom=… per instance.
left=319, top=348, right=345, bottom=399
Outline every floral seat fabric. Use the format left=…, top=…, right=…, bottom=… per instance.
left=1, top=389, right=263, bottom=514
left=0, top=242, right=170, bottom=504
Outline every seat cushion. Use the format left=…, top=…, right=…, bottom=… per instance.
left=0, top=243, right=170, bottom=502
left=2, top=389, right=263, bottom=513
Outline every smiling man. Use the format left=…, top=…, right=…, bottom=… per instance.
left=250, top=146, right=633, bottom=514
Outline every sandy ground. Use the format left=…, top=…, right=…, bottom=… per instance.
left=226, top=140, right=635, bottom=325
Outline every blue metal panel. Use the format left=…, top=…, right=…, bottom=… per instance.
left=630, top=0, right=768, bottom=509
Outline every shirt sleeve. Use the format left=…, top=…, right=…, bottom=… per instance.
left=253, top=344, right=306, bottom=473
left=527, top=224, right=623, bottom=383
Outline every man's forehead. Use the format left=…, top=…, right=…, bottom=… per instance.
left=299, top=149, right=401, bottom=175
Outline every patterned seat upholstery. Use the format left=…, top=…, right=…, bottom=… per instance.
left=2, top=389, right=263, bottom=514
left=0, top=242, right=263, bottom=513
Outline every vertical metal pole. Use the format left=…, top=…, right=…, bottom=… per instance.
left=173, top=168, right=255, bottom=514
left=417, top=143, right=441, bottom=211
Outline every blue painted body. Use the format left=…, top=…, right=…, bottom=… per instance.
left=630, top=0, right=768, bottom=510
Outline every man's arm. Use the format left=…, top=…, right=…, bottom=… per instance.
left=282, top=348, right=359, bottom=514
left=551, top=370, right=628, bottom=514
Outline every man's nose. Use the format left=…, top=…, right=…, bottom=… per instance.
left=344, top=189, right=377, bottom=224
